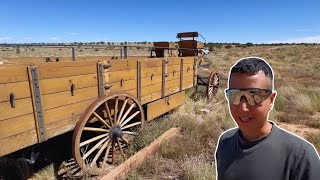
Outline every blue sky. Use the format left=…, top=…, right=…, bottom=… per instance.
left=0, top=0, right=319, bottom=43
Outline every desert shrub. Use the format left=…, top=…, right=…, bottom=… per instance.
left=305, top=132, right=320, bottom=155
left=225, top=44, right=232, bottom=49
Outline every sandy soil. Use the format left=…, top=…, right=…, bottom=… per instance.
left=278, top=122, right=320, bottom=139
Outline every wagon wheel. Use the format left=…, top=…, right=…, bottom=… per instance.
left=206, top=72, right=219, bottom=100
left=72, top=92, right=144, bottom=175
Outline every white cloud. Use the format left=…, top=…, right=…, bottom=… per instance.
left=267, top=35, right=320, bottom=44
left=50, top=37, right=61, bottom=40
left=0, top=36, right=11, bottom=41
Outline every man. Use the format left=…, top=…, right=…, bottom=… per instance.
left=215, top=57, right=320, bottom=180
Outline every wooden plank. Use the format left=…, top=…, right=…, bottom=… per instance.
left=141, top=74, right=162, bottom=87
left=37, top=63, right=96, bottom=79
left=182, top=57, right=195, bottom=64
left=39, top=74, right=98, bottom=95
left=165, top=71, right=180, bottom=82
left=165, top=79, right=180, bottom=89
left=109, top=79, right=137, bottom=92
left=183, top=63, right=194, bottom=71
left=43, top=98, right=96, bottom=125
left=140, top=59, right=163, bottom=68
left=0, top=81, right=31, bottom=102
left=141, top=83, right=162, bottom=96
left=167, top=64, right=181, bottom=73
left=141, top=91, right=162, bottom=105
left=165, top=87, right=181, bottom=96
left=124, top=88, right=137, bottom=98
left=141, top=66, right=163, bottom=77
left=183, top=69, right=194, bottom=77
left=0, top=114, right=35, bottom=140
left=0, top=65, right=29, bottom=83
left=105, top=69, right=137, bottom=83
left=177, top=32, right=198, bottom=38
left=102, top=127, right=180, bottom=180
left=41, top=86, right=98, bottom=110
left=167, top=57, right=182, bottom=66
left=107, top=60, right=138, bottom=72
left=0, top=98, right=34, bottom=121
left=182, top=77, right=194, bottom=90
left=146, top=91, right=185, bottom=121
left=45, top=115, right=81, bottom=139
left=0, top=129, right=38, bottom=157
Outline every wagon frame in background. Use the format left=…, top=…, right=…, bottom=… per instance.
left=0, top=32, right=219, bottom=174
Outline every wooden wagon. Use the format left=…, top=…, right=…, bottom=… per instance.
left=0, top=32, right=219, bottom=174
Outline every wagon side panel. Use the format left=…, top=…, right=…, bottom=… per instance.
left=0, top=65, right=38, bottom=157
left=37, top=61, right=99, bottom=139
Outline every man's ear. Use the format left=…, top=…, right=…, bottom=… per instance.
left=269, top=91, right=277, bottom=109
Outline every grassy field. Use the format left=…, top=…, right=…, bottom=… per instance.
left=1, top=44, right=319, bottom=179
left=121, top=44, right=320, bottom=179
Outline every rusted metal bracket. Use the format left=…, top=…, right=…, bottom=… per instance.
left=29, top=66, right=46, bottom=142
left=10, top=93, right=15, bottom=108
left=180, top=58, right=183, bottom=91
left=98, top=62, right=105, bottom=97
left=104, top=84, right=112, bottom=90
left=137, top=61, right=142, bottom=101
left=162, top=59, right=167, bottom=97
left=72, top=47, right=76, bottom=61
left=193, top=58, right=198, bottom=87
left=103, top=63, right=112, bottom=69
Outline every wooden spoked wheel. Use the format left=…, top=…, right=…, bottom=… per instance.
left=72, top=93, right=144, bottom=174
left=206, top=72, right=219, bottom=100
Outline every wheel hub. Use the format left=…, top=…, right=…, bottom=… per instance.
left=109, top=126, right=123, bottom=139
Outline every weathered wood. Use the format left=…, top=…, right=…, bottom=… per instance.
left=183, top=68, right=194, bottom=77
left=37, top=62, right=96, bottom=79
left=181, top=57, right=195, bottom=64
left=183, top=63, right=194, bottom=71
left=0, top=81, right=31, bottom=103
left=45, top=115, right=81, bottom=139
left=109, top=79, right=137, bottom=92
left=141, top=91, right=162, bottom=105
left=0, top=98, right=34, bottom=121
left=101, top=127, right=181, bottom=180
left=0, top=65, right=29, bottom=83
left=43, top=98, right=96, bottom=125
left=41, top=86, right=98, bottom=110
left=141, top=66, right=163, bottom=77
left=0, top=114, right=35, bottom=140
left=105, top=69, right=137, bottom=83
left=106, top=60, right=138, bottom=72
left=141, top=83, right=162, bottom=96
left=39, top=74, right=97, bottom=95
left=0, top=129, right=38, bottom=157
left=182, top=78, right=194, bottom=90
left=140, top=59, right=163, bottom=68
left=146, top=91, right=185, bottom=121
left=141, top=74, right=162, bottom=87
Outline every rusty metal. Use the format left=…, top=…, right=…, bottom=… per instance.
left=10, top=93, right=15, bottom=108
left=98, top=62, right=105, bottom=97
left=29, top=66, right=46, bottom=142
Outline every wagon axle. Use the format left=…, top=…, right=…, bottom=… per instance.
left=109, top=126, right=123, bottom=139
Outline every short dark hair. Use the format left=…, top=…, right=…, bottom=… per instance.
left=230, top=57, right=273, bottom=81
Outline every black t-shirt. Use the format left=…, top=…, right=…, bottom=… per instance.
left=215, top=122, right=320, bottom=180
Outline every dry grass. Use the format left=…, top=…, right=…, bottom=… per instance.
left=1, top=44, right=319, bottom=179
left=305, top=132, right=320, bottom=155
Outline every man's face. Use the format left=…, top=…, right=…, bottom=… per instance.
left=228, top=71, right=276, bottom=134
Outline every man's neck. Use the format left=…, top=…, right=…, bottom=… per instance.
left=241, top=122, right=273, bottom=141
